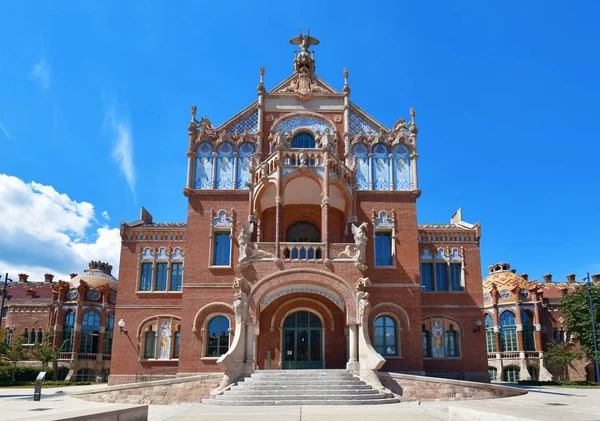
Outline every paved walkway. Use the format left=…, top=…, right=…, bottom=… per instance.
left=0, top=384, right=599, bottom=420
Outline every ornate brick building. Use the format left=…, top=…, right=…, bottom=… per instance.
left=483, top=263, right=599, bottom=382
left=1, top=262, right=117, bottom=381
left=110, top=33, right=488, bottom=387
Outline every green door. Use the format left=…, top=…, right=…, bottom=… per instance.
left=282, top=311, right=323, bottom=369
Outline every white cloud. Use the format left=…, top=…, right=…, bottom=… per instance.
left=0, top=120, right=9, bottom=139
left=0, top=174, right=121, bottom=282
left=104, top=102, right=135, bottom=195
left=30, top=58, right=51, bottom=90
left=102, top=210, right=110, bottom=220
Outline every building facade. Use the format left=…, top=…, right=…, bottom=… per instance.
left=483, top=263, right=599, bottom=382
left=1, top=262, right=117, bottom=382
left=110, top=34, right=488, bottom=386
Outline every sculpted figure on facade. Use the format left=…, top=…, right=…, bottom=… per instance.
left=233, top=291, right=247, bottom=324
left=319, top=128, right=334, bottom=150
left=338, top=222, right=368, bottom=270
left=237, top=222, right=254, bottom=263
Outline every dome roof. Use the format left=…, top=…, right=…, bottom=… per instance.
left=482, top=262, right=529, bottom=292
left=70, top=261, right=118, bottom=291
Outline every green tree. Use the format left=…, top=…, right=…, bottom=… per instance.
left=31, top=330, right=59, bottom=371
left=0, top=328, right=9, bottom=357
left=560, top=283, right=600, bottom=358
left=4, top=336, right=28, bottom=382
left=544, top=342, right=582, bottom=365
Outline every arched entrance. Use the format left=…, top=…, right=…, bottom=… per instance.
left=282, top=310, right=323, bottom=369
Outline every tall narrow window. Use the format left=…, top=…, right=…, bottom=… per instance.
left=6, top=329, right=12, bottom=346
left=435, top=263, right=448, bottom=291
left=503, top=366, right=520, bottom=382
left=170, top=263, right=183, bottom=291
left=29, top=329, right=36, bottom=344
left=449, top=263, right=462, bottom=291
left=37, top=329, right=43, bottom=344
left=207, top=316, right=230, bottom=356
left=500, top=311, right=518, bottom=352
left=485, top=314, right=496, bottom=353
left=374, top=316, right=397, bottom=356
left=446, top=324, right=459, bottom=357
left=421, top=263, right=434, bottom=291
left=173, top=326, right=181, bottom=359
left=79, top=311, right=100, bottom=353
left=139, top=263, right=153, bottom=291
left=213, top=232, right=231, bottom=266
left=155, top=263, right=168, bottom=291
left=144, top=327, right=156, bottom=359
left=62, top=311, right=75, bottom=352
left=375, top=232, right=392, bottom=266
left=422, top=324, right=431, bottom=357
left=522, top=311, right=536, bottom=351
left=22, top=329, right=28, bottom=343
left=104, top=314, right=114, bottom=355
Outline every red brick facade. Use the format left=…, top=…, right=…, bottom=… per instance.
left=110, top=37, right=488, bottom=384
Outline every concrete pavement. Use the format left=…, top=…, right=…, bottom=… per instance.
left=1, top=384, right=599, bottom=420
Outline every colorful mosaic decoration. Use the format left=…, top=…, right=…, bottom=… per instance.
left=374, top=211, right=393, bottom=228
left=228, top=110, right=259, bottom=134
left=349, top=111, right=378, bottom=136
left=237, top=142, right=256, bottom=189
left=274, top=117, right=332, bottom=135
left=352, top=143, right=411, bottom=191
left=372, top=143, right=390, bottom=190
left=499, top=289, right=511, bottom=299
left=195, top=142, right=213, bottom=189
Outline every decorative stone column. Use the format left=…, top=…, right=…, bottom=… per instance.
left=490, top=285, right=502, bottom=355
left=321, top=149, right=330, bottom=258
left=346, top=324, right=359, bottom=371
left=275, top=151, right=284, bottom=257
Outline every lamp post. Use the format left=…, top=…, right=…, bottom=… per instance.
left=118, top=318, right=127, bottom=334
left=584, top=272, right=600, bottom=383
left=0, top=273, right=13, bottom=327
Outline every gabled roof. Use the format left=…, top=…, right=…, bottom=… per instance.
left=269, top=72, right=339, bottom=94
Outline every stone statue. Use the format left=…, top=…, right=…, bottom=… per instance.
left=274, top=130, right=288, bottom=149
left=289, top=30, right=320, bottom=54
left=237, top=222, right=254, bottom=263
left=298, top=149, right=308, bottom=167
left=319, top=128, right=333, bottom=149
left=358, top=292, right=370, bottom=322
left=338, top=222, right=368, bottom=270
left=199, top=116, right=213, bottom=132
left=233, top=292, right=247, bottom=324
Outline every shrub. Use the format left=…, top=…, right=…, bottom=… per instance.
left=519, top=380, right=599, bottom=386
left=0, top=366, right=54, bottom=385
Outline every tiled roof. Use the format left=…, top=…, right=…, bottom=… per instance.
left=541, top=282, right=582, bottom=299
left=4, top=282, right=55, bottom=301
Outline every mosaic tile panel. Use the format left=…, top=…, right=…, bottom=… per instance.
left=228, top=110, right=259, bottom=134
left=349, top=111, right=378, bottom=136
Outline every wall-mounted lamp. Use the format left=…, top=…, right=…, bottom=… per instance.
left=118, top=317, right=127, bottom=334
left=473, top=318, right=482, bottom=333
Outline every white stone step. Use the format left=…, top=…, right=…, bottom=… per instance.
left=203, top=397, right=400, bottom=406
left=232, top=384, right=373, bottom=390
left=225, top=389, right=381, bottom=396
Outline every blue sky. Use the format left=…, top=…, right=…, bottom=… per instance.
left=0, top=1, right=598, bottom=282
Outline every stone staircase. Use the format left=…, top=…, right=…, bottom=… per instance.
left=203, top=369, right=399, bottom=406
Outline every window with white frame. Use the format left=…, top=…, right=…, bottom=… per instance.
left=372, top=210, right=395, bottom=267
left=137, top=247, right=184, bottom=292
left=210, top=210, right=233, bottom=267
left=420, top=248, right=464, bottom=292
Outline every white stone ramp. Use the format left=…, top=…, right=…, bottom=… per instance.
left=203, top=369, right=398, bottom=406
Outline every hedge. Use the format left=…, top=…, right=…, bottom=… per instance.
left=0, top=365, right=54, bottom=385
left=518, top=380, right=599, bottom=386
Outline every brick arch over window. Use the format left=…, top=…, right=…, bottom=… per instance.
left=369, top=302, right=411, bottom=330
left=192, top=302, right=234, bottom=334
left=136, top=314, right=181, bottom=339
left=271, top=112, right=337, bottom=138
left=269, top=297, right=336, bottom=332
left=249, top=268, right=357, bottom=324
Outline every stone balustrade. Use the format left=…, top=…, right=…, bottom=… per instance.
left=279, top=242, right=325, bottom=262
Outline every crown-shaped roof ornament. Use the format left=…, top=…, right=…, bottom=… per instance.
left=289, top=29, right=319, bottom=74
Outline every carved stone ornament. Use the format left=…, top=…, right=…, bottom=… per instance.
left=356, top=277, right=372, bottom=290
left=334, top=115, right=342, bottom=123
left=277, top=67, right=326, bottom=101
left=338, top=222, right=368, bottom=270
left=232, top=277, right=251, bottom=294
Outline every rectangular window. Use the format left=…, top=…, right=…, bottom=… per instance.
left=486, top=330, right=496, bottom=353
left=213, top=232, right=231, bottom=266
left=173, top=331, right=181, bottom=359
left=501, top=329, right=518, bottom=352
left=421, top=263, right=434, bottom=291
left=139, top=263, right=153, bottom=291
left=155, top=263, right=168, bottom=291
left=435, top=263, right=448, bottom=291
left=375, top=232, right=392, bottom=266
left=144, top=331, right=156, bottom=359
left=449, top=263, right=462, bottom=291
left=170, top=263, right=183, bottom=291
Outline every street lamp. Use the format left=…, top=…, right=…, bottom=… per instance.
left=0, top=273, right=14, bottom=327
left=473, top=318, right=483, bottom=333
left=118, top=318, right=127, bottom=334
left=584, top=272, right=600, bottom=383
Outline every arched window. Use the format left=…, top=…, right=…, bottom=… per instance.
left=485, top=314, right=496, bottom=353
left=195, top=142, right=214, bottom=189
left=76, top=368, right=96, bottom=382
left=104, top=314, right=115, bottom=355
left=62, top=311, right=75, bottom=352
left=352, top=143, right=369, bottom=190
left=143, top=326, right=156, bottom=359
left=37, top=329, right=43, bottom=344
left=374, top=316, right=398, bottom=356
left=237, top=142, right=256, bottom=189
left=57, top=367, right=69, bottom=381
left=503, top=366, right=520, bottom=383
left=522, top=311, right=536, bottom=351
left=29, top=329, right=36, bottom=344
left=216, top=142, right=234, bottom=189
left=291, top=132, right=315, bottom=149
left=488, top=367, right=498, bottom=381
left=207, top=316, right=230, bottom=357
left=392, top=143, right=411, bottom=190
left=285, top=221, right=321, bottom=260
left=499, top=311, right=517, bottom=352
left=79, top=311, right=101, bottom=354
left=372, top=143, right=391, bottom=190
left=528, top=365, right=539, bottom=381
left=446, top=324, right=459, bottom=357
left=422, top=324, right=431, bottom=357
